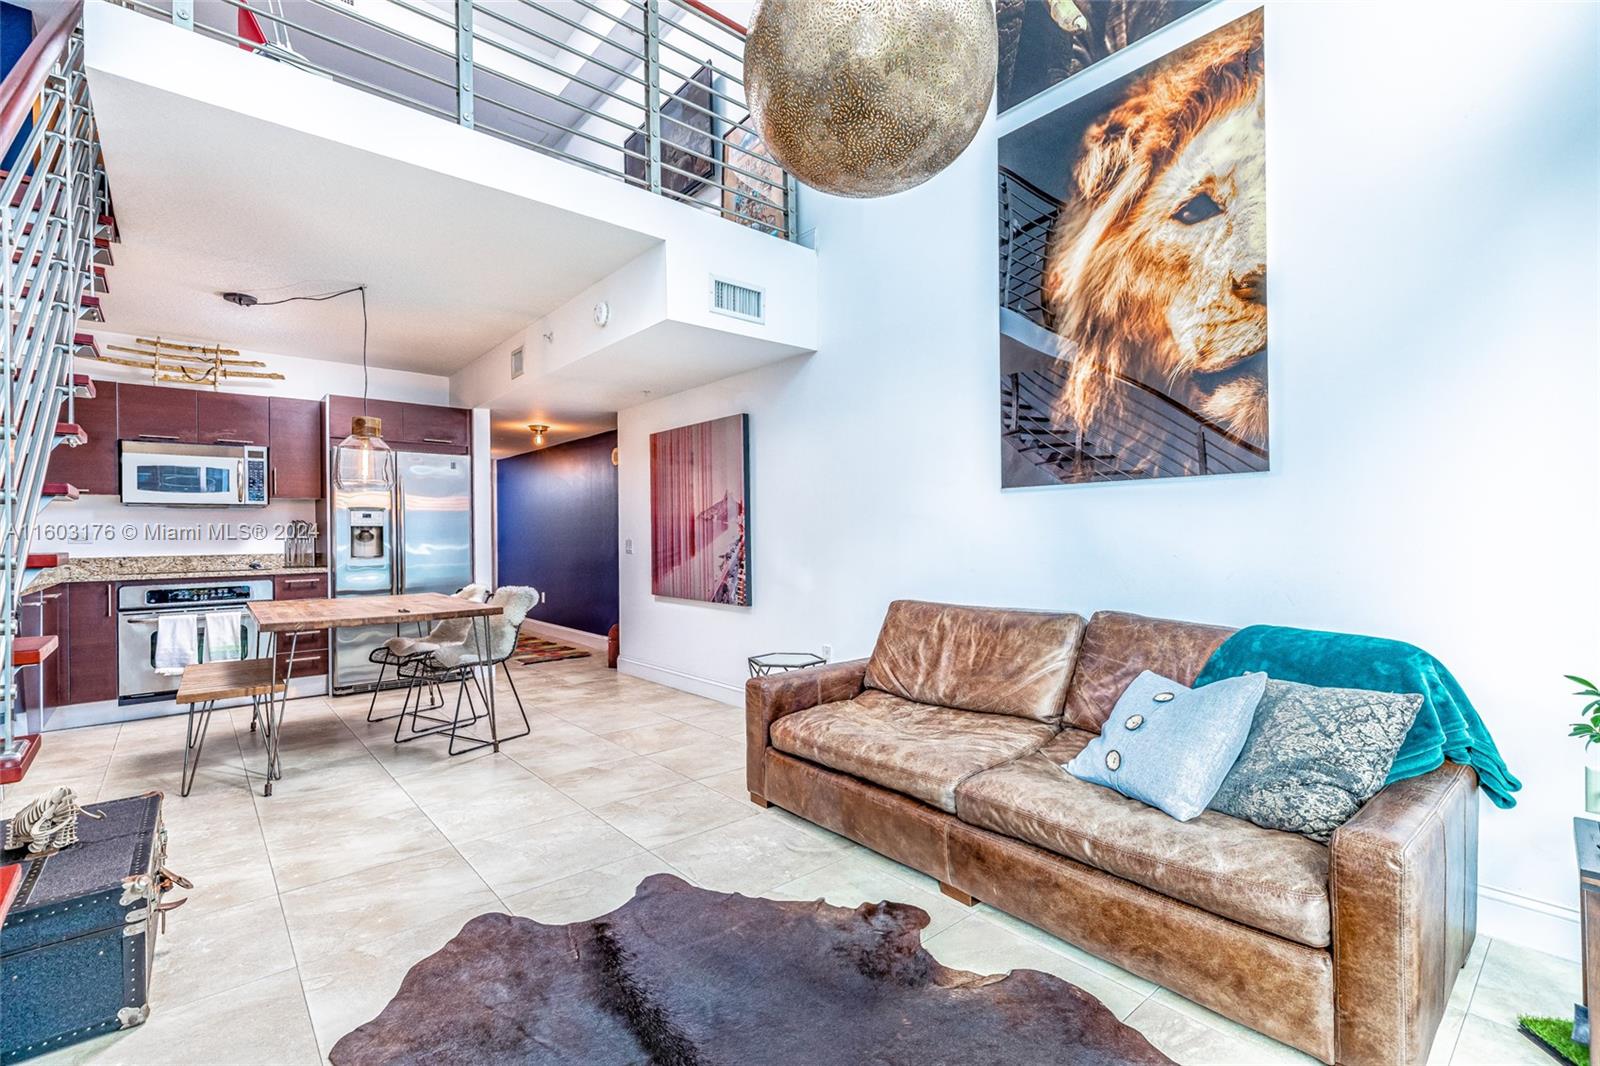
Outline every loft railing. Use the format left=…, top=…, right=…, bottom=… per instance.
left=115, top=0, right=798, bottom=240
left=2, top=0, right=107, bottom=774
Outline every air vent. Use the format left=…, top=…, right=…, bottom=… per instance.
left=510, top=346, right=524, bottom=379
left=710, top=276, right=764, bottom=324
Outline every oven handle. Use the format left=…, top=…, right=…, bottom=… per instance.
left=121, top=608, right=252, bottom=623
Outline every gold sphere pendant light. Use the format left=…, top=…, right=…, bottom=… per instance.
left=744, top=0, right=997, bottom=198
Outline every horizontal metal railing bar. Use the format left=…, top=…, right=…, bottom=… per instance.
left=642, top=182, right=787, bottom=236
left=471, top=117, right=634, bottom=183
left=506, top=0, right=647, bottom=78
left=476, top=5, right=648, bottom=99
left=657, top=139, right=786, bottom=202
left=383, top=0, right=457, bottom=31
left=644, top=69, right=761, bottom=139
left=654, top=6, right=745, bottom=68
left=473, top=85, right=650, bottom=158
left=651, top=53, right=753, bottom=115
left=647, top=164, right=789, bottom=233
left=526, top=0, right=647, bottom=58
left=652, top=125, right=784, bottom=194
left=469, top=10, right=649, bottom=115
left=211, top=0, right=459, bottom=93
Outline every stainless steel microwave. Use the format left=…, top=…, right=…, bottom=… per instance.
left=119, top=440, right=270, bottom=506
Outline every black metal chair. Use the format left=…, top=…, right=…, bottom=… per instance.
left=394, top=586, right=537, bottom=755
left=365, top=583, right=487, bottom=727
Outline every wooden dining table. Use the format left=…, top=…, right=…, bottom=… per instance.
left=247, top=593, right=503, bottom=796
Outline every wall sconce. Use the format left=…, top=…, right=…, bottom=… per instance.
left=528, top=424, right=549, bottom=447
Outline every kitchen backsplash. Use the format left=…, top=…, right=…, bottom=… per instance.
left=28, top=496, right=321, bottom=558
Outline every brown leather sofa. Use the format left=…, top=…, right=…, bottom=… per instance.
left=745, top=601, right=1478, bottom=1066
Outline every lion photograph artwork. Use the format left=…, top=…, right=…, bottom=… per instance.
left=999, top=8, right=1267, bottom=487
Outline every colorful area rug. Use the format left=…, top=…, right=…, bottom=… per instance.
left=331, top=874, right=1173, bottom=1066
left=513, top=633, right=591, bottom=665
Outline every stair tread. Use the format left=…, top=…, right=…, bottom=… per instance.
left=12, top=635, right=59, bottom=666
left=0, top=734, right=42, bottom=785
left=25, top=552, right=66, bottom=568
left=41, top=482, right=80, bottom=500
left=54, top=422, right=87, bottom=445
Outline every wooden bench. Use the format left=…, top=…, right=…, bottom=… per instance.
left=175, top=659, right=283, bottom=797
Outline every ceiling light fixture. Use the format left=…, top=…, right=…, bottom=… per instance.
left=528, top=424, right=549, bottom=447
left=221, top=285, right=391, bottom=491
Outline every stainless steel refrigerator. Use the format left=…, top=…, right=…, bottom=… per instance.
left=331, top=450, right=473, bottom=693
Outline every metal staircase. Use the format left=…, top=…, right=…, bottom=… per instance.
left=1, top=1, right=113, bottom=783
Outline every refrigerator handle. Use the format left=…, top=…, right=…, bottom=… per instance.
left=392, top=476, right=405, bottom=594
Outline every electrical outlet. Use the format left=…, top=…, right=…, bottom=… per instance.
left=625, top=538, right=634, bottom=555
left=821, top=643, right=832, bottom=661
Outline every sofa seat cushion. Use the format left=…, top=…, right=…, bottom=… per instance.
left=769, top=689, right=1058, bottom=813
left=955, top=729, right=1332, bottom=947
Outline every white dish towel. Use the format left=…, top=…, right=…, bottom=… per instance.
left=204, top=610, right=244, bottom=662
left=154, top=613, right=200, bottom=676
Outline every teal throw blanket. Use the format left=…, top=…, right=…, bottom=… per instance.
left=1194, top=625, right=1519, bottom=808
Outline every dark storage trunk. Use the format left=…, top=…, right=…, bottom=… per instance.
left=0, top=792, right=175, bottom=1063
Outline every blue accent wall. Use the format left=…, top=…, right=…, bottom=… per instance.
left=1, top=3, right=33, bottom=174
left=496, top=431, right=618, bottom=636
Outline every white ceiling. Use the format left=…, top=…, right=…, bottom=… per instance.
left=87, top=69, right=659, bottom=376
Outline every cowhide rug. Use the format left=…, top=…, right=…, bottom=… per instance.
left=331, top=874, right=1173, bottom=1066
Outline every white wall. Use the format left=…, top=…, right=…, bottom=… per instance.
left=33, top=330, right=450, bottom=558
left=616, top=2, right=1600, bottom=957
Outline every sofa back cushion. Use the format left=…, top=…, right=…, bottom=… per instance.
left=864, top=600, right=1086, bottom=724
left=1062, top=611, right=1236, bottom=732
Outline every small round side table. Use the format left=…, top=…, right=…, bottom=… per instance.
left=748, top=652, right=826, bottom=678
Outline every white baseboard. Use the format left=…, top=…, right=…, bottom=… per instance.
left=617, top=656, right=742, bottom=705
left=1478, top=884, right=1581, bottom=961
left=519, top=618, right=608, bottom=653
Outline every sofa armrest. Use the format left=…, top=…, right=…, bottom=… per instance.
left=1330, top=761, right=1479, bottom=1066
left=745, top=658, right=868, bottom=800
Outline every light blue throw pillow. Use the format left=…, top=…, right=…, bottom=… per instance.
left=1065, top=669, right=1268, bottom=821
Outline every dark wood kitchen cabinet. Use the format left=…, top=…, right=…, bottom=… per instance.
left=45, top=378, right=118, bottom=494
left=400, top=402, right=471, bottom=449
left=267, top=397, right=324, bottom=499
left=326, top=395, right=405, bottom=441
left=118, top=383, right=197, bottom=444
left=65, top=581, right=118, bottom=705
left=272, top=573, right=329, bottom=677
left=196, top=391, right=269, bottom=446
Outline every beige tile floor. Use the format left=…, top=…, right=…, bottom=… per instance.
left=1, top=656, right=1579, bottom=1065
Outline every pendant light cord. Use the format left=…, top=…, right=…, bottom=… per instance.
left=250, top=284, right=370, bottom=414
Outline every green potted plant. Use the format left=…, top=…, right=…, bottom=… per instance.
left=1567, top=674, right=1600, bottom=813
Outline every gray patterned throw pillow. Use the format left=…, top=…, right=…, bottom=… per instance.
left=1209, top=680, right=1423, bottom=843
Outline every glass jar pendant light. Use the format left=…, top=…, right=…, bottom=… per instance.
left=334, top=414, right=393, bottom=492
left=333, top=285, right=394, bottom=492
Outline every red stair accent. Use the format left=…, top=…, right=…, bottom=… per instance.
left=12, top=635, right=58, bottom=667
left=3, top=370, right=93, bottom=398
left=41, top=482, right=79, bottom=500
left=78, top=293, right=101, bottom=321
left=74, top=332, right=97, bottom=357
left=53, top=422, right=86, bottom=445
left=0, top=734, right=42, bottom=784
left=24, top=552, right=66, bottom=568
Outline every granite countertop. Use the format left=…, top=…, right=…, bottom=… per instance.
left=23, top=553, right=327, bottom=594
